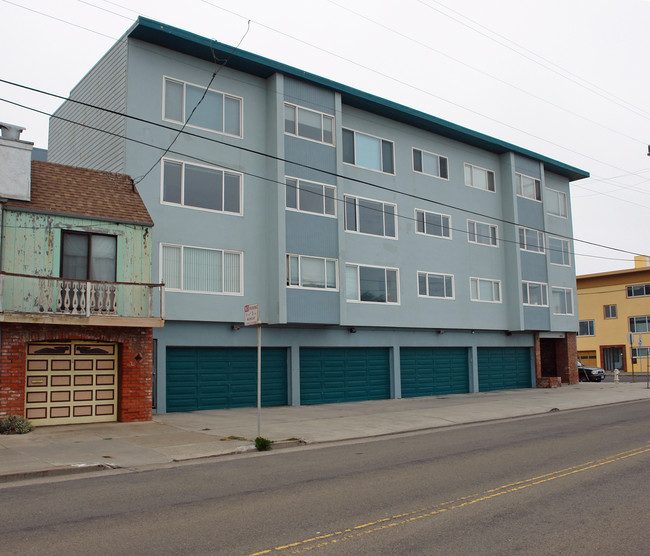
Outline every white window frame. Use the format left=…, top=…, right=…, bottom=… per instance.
left=412, top=147, right=449, bottom=180
left=159, top=243, right=243, bottom=296
left=470, top=277, right=502, bottom=303
left=285, top=177, right=337, bottom=218
left=516, top=172, right=542, bottom=201
left=629, top=316, right=650, bottom=333
left=626, top=284, right=650, bottom=298
left=414, top=209, right=452, bottom=239
left=518, top=227, right=545, bottom=254
left=632, top=347, right=650, bottom=358
left=161, top=158, right=243, bottom=216
left=467, top=219, right=499, bottom=247
left=342, top=128, right=395, bottom=174
left=578, top=320, right=595, bottom=336
left=284, top=102, right=335, bottom=146
left=551, top=287, right=574, bottom=315
left=286, top=254, right=338, bottom=291
left=548, top=237, right=571, bottom=266
left=344, top=195, right=398, bottom=239
left=345, top=263, right=400, bottom=304
left=162, top=76, right=243, bottom=138
left=546, top=188, right=568, bottom=218
left=604, top=304, right=617, bottom=319
left=464, top=163, right=495, bottom=192
left=522, top=281, right=549, bottom=307
left=417, top=271, right=455, bottom=299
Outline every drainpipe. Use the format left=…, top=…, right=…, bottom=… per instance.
left=0, top=198, right=6, bottom=272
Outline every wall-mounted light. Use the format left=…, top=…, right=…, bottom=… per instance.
left=437, top=330, right=445, bottom=334
left=231, top=324, right=241, bottom=331
left=349, top=327, right=357, bottom=334
left=505, top=330, right=512, bottom=336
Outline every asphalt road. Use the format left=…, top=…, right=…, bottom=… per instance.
left=1, top=401, right=648, bottom=555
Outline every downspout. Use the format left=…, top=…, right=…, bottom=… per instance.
left=0, top=198, right=6, bottom=272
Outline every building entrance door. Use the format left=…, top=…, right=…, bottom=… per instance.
left=601, top=346, right=625, bottom=371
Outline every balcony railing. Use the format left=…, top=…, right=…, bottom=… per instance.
left=0, top=272, right=165, bottom=320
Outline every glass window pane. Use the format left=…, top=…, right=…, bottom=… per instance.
left=286, top=178, right=298, bottom=209
left=288, top=256, right=299, bottom=286
left=223, top=252, right=241, bottom=293
left=342, top=129, right=355, bottom=164
left=522, top=283, right=529, bottom=304
left=284, top=104, right=296, bottom=134
left=470, top=278, right=478, bottom=300
left=359, top=266, right=386, bottom=302
left=184, top=165, right=222, bottom=210
left=299, top=180, right=324, bottom=214
left=413, top=149, right=422, bottom=172
left=184, top=247, right=221, bottom=292
left=62, top=234, right=88, bottom=279
left=428, top=274, right=445, bottom=297
left=464, top=164, right=472, bottom=185
left=416, top=210, right=425, bottom=233
left=386, top=270, right=398, bottom=302
left=223, top=172, right=240, bottom=213
left=161, top=245, right=181, bottom=289
left=479, top=279, right=493, bottom=300
left=422, top=151, right=438, bottom=176
left=186, top=85, right=223, bottom=132
left=487, top=171, right=495, bottom=191
left=439, top=157, right=448, bottom=179
left=493, top=282, right=501, bottom=302
left=418, top=273, right=427, bottom=295
left=474, top=168, right=487, bottom=190
left=163, top=161, right=182, bottom=204
left=324, top=186, right=336, bottom=216
left=90, top=235, right=116, bottom=282
left=445, top=276, right=453, bottom=297
left=323, top=116, right=333, bottom=144
left=355, top=133, right=381, bottom=170
left=164, top=79, right=184, bottom=122
left=425, top=212, right=442, bottom=236
left=383, top=204, right=396, bottom=237
left=344, top=197, right=357, bottom=231
left=442, top=216, right=450, bottom=237
left=224, top=96, right=241, bottom=136
left=381, top=140, right=394, bottom=173
left=301, top=257, right=325, bottom=288
left=297, top=108, right=322, bottom=141
left=326, top=260, right=337, bottom=288
left=358, top=198, right=384, bottom=235
left=346, top=266, right=358, bottom=300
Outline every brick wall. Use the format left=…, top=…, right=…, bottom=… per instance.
left=534, top=333, right=578, bottom=386
left=0, top=323, right=153, bottom=422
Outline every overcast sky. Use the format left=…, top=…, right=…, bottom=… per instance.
left=1, top=0, right=648, bottom=276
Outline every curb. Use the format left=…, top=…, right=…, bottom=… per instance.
left=0, top=463, right=116, bottom=484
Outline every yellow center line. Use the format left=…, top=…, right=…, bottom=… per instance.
left=248, top=443, right=650, bottom=555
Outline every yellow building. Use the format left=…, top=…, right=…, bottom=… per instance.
left=576, top=256, right=650, bottom=372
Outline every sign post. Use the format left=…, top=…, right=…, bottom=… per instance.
left=244, top=304, right=261, bottom=437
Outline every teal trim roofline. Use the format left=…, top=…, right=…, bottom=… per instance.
left=128, top=17, right=589, bottom=182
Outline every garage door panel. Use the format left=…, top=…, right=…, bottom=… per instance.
left=400, top=348, right=469, bottom=398
left=477, top=347, right=531, bottom=392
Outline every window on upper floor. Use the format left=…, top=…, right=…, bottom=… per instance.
left=629, top=316, right=650, bottom=333
left=467, top=220, right=498, bottom=247
left=546, top=189, right=567, bottom=218
left=160, top=243, right=242, bottom=295
left=522, top=281, right=548, bottom=306
left=516, top=172, right=541, bottom=201
left=163, top=77, right=242, bottom=137
left=162, top=159, right=242, bottom=215
left=287, top=254, right=338, bottom=290
left=470, top=277, right=501, bottom=303
left=415, top=209, right=451, bottom=239
left=418, top=271, right=454, bottom=299
left=548, top=237, right=571, bottom=266
left=344, top=195, right=397, bottom=238
left=342, top=128, right=394, bottom=174
left=464, top=163, right=495, bottom=192
left=632, top=347, right=650, bottom=358
left=346, top=264, right=399, bottom=304
left=413, top=148, right=448, bottom=179
left=519, top=227, right=545, bottom=254
left=284, top=103, right=334, bottom=145
left=604, top=304, right=617, bottom=319
left=285, top=177, right=336, bottom=217
left=61, top=231, right=117, bottom=282
left=551, top=287, right=573, bottom=315
left=578, top=320, right=595, bottom=336
left=627, top=283, right=650, bottom=297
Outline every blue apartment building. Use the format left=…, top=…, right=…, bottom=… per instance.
left=48, top=18, right=588, bottom=413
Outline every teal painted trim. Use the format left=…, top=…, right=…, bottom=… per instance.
left=129, top=17, right=589, bottom=182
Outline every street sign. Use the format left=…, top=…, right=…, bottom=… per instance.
left=244, top=304, right=259, bottom=326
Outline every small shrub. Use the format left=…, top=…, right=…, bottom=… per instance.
left=255, top=436, right=273, bottom=451
left=0, top=415, right=33, bottom=435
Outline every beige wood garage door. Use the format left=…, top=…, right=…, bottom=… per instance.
left=25, top=341, right=118, bottom=425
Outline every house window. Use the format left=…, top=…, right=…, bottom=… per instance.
left=344, top=195, right=397, bottom=238
left=626, top=284, right=650, bottom=297
left=61, top=232, right=117, bottom=282
left=464, top=163, right=495, bottom=192
left=285, top=177, right=336, bottom=217
left=604, top=304, right=617, bottom=319
left=342, top=128, right=394, bottom=173
left=552, top=287, right=573, bottom=315
left=470, top=277, right=501, bottom=303
left=413, top=148, right=448, bottom=179
left=415, top=209, right=451, bottom=239
left=160, top=244, right=242, bottom=294
left=516, top=173, right=541, bottom=201
left=632, top=347, right=650, bottom=358
left=578, top=320, right=595, bottom=336
left=346, top=264, right=399, bottom=303
left=547, top=189, right=567, bottom=218
left=519, top=227, right=545, bottom=253
left=287, top=255, right=337, bottom=290
left=163, top=77, right=242, bottom=137
left=162, top=159, right=242, bottom=214
left=522, top=281, right=548, bottom=306
left=284, top=103, right=334, bottom=145
left=549, top=237, right=571, bottom=266
left=629, top=316, right=650, bottom=333
left=467, top=220, right=498, bottom=247
left=418, top=272, right=454, bottom=299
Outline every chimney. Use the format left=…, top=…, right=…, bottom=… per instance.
left=0, top=122, right=33, bottom=201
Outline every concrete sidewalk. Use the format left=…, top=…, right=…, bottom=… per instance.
left=1, top=381, right=649, bottom=483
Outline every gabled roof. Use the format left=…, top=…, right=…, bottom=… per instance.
left=128, top=17, right=589, bottom=182
left=5, top=161, right=153, bottom=226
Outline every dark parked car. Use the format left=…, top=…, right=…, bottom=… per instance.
left=577, top=361, right=605, bottom=382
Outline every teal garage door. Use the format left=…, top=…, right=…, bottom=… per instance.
left=477, top=347, right=532, bottom=392
left=166, top=347, right=288, bottom=412
left=400, top=347, right=469, bottom=397
left=300, top=348, right=390, bottom=405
